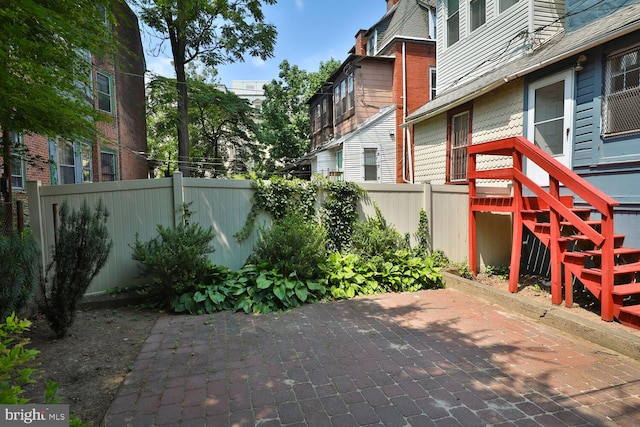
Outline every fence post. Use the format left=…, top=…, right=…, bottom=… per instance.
left=422, top=181, right=433, bottom=253
left=172, top=171, right=185, bottom=226
left=26, top=180, right=47, bottom=281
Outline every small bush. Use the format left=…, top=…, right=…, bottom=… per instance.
left=431, top=249, right=450, bottom=268
left=324, top=251, right=444, bottom=300
left=351, top=203, right=407, bottom=259
left=248, top=211, right=327, bottom=282
left=413, top=209, right=431, bottom=256
left=171, top=265, right=237, bottom=314
left=131, top=221, right=216, bottom=308
left=0, top=313, right=39, bottom=404
left=0, top=230, right=39, bottom=319
left=229, top=264, right=327, bottom=314
left=38, top=200, right=112, bottom=338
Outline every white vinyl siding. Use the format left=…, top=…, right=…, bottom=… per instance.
left=437, top=0, right=528, bottom=93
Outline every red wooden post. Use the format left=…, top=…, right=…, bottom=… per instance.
left=468, top=151, right=477, bottom=276
left=549, top=177, right=562, bottom=305
left=508, top=149, right=523, bottom=293
left=600, top=207, right=615, bottom=321
left=564, top=265, right=573, bottom=307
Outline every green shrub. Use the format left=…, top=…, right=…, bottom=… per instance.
left=248, top=211, right=327, bottom=281
left=131, top=221, right=216, bottom=308
left=0, top=313, right=39, bottom=404
left=38, top=200, right=112, bottom=338
left=0, top=230, right=39, bottom=319
left=413, top=209, right=431, bottom=256
left=323, top=253, right=381, bottom=299
left=351, top=203, right=407, bottom=259
left=231, top=265, right=327, bottom=314
left=431, top=249, right=450, bottom=268
left=324, top=251, right=444, bottom=300
left=171, top=265, right=237, bottom=314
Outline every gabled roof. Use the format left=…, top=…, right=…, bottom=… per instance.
left=405, top=2, right=640, bottom=125
left=320, top=104, right=397, bottom=152
left=363, top=0, right=434, bottom=56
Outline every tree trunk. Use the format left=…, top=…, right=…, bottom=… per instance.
left=2, top=128, right=13, bottom=203
left=175, top=60, right=190, bottom=177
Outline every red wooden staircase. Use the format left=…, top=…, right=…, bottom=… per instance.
left=467, top=136, right=640, bottom=330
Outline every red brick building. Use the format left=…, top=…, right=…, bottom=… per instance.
left=8, top=1, right=147, bottom=195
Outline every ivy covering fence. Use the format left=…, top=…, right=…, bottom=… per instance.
left=131, top=177, right=446, bottom=315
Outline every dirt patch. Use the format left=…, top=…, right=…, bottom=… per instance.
left=22, top=305, right=162, bottom=427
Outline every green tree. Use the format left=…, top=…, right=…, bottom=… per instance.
left=146, top=74, right=259, bottom=178
left=0, top=0, right=114, bottom=203
left=137, top=0, right=277, bottom=177
left=258, top=58, right=340, bottom=174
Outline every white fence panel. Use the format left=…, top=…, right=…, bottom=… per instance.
left=27, top=174, right=507, bottom=296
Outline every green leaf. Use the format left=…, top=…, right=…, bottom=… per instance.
left=273, top=283, right=286, bottom=300
left=256, top=275, right=273, bottom=289
left=295, top=284, right=308, bottom=302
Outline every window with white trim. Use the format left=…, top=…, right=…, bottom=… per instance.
left=499, top=0, right=519, bottom=14
left=96, top=71, right=113, bottom=113
left=10, top=133, right=25, bottom=190
left=447, top=0, right=460, bottom=47
left=82, top=144, right=93, bottom=182
left=603, top=46, right=640, bottom=136
left=363, top=148, right=378, bottom=181
left=430, top=67, right=437, bottom=100
left=470, top=0, right=486, bottom=32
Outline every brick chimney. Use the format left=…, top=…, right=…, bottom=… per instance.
left=386, top=0, right=400, bottom=11
left=354, top=29, right=368, bottom=55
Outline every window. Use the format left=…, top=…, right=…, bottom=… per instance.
left=336, top=150, right=343, bottom=172
left=321, top=98, right=327, bottom=128
left=333, top=72, right=355, bottom=120
left=82, top=144, right=92, bottom=182
left=447, top=0, right=459, bottom=47
left=101, top=151, right=116, bottom=181
left=363, top=148, right=378, bottom=181
left=334, top=86, right=341, bottom=118
left=9, top=133, right=25, bottom=190
left=96, top=72, right=113, bottom=113
left=470, top=0, right=486, bottom=31
left=499, top=0, right=519, bottom=13
left=447, top=108, right=471, bottom=183
left=366, top=30, right=377, bottom=55
left=603, top=46, right=640, bottom=136
left=314, top=104, right=321, bottom=133
left=430, top=68, right=437, bottom=100
left=347, top=74, right=354, bottom=111
left=59, top=141, right=77, bottom=184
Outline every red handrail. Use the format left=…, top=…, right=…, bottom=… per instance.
left=468, top=136, right=618, bottom=321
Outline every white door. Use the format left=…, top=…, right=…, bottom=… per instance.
left=526, top=70, right=574, bottom=186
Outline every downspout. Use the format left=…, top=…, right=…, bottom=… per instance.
left=402, top=42, right=413, bottom=183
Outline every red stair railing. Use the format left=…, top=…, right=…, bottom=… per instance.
left=468, top=136, right=619, bottom=321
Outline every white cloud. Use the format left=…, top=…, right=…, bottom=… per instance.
left=295, top=0, right=304, bottom=10
left=146, top=56, right=175, bottom=79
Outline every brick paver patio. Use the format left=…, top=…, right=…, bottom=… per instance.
left=105, top=288, right=640, bottom=426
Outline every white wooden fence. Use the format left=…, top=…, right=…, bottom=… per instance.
left=27, top=173, right=511, bottom=296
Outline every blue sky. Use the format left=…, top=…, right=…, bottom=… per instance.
left=142, top=0, right=387, bottom=87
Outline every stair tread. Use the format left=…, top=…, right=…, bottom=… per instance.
left=612, top=284, right=640, bottom=296
left=583, top=262, right=640, bottom=276
left=559, top=234, right=624, bottom=242
left=618, top=305, right=640, bottom=315
left=564, top=247, right=640, bottom=258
